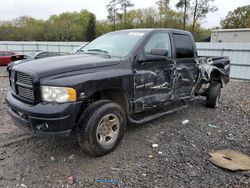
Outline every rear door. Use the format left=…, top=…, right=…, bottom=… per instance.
left=172, top=33, right=198, bottom=100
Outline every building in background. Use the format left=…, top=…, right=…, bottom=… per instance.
left=211, top=28, right=250, bottom=43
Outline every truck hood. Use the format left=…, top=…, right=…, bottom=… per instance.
left=14, top=54, right=121, bottom=78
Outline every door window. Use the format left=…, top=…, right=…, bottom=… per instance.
left=173, top=34, right=194, bottom=58
left=3, top=51, right=14, bottom=56
left=144, top=33, right=172, bottom=57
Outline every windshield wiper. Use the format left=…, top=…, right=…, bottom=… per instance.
left=87, top=49, right=111, bottom=58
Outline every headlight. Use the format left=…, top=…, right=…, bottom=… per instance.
left=41, top=86, right=76, bottom=103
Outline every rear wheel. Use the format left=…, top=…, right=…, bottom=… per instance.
left=206, top=82, right=221, bottom=108
left=77, top=100, right=126, bottom=156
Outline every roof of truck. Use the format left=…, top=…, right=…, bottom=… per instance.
left=110, top=28, right=192, bottom=35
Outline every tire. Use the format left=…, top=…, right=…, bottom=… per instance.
left=206, top=82, right=221, bottom=108
left=77, top=100, right=126, bottom=156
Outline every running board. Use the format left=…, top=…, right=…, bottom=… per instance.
left=127, top=104, right=188, bottom=125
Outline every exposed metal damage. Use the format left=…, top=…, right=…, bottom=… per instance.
left=133, top=57, right=230, bottom=114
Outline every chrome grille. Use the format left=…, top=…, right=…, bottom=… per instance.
left=10, top=71, right=35, bottom=102
left=17, top=86, right=35, bottom=101
left=16, top=72, right=33, bottom=85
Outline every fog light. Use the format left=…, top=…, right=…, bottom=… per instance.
left=36, top=123, right=49, bottom=131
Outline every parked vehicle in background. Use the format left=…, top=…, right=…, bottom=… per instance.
left=211, top=28, right=250, bottom=43
left=7, top=51, right=61, bottom=70
left=0, top=51, right=19, bottom=66
left=5, top=29, right=230, bottom=156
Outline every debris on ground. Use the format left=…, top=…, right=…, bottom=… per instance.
left=66, top=176, right=75, bottom=184
left=68, top=154, right=76, bottom=161
left=148, top=154, right=154, bottom=159
left=95, top=179, right=119, bottom=185
left=50, top=156, right=55, bottom=161
left=20, top=184, right=27, bottom=188
left=152, top=144, right=158, bottom=148
left=181, top=119, right=190, bottom=125
left=240, top=102, right=250, bottom=115
left=208, top=124, right=218, bottom=128
left=209, top=150, right=250, bottom=171
left=226, top=133, right=237, bottom=141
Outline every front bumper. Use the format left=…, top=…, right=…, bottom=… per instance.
left=5, top=90, right=82, bottom=135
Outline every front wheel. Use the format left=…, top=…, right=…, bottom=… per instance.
left=77, top=100, right=126, bottom=156
left=206, top=82, right=221, bottom=108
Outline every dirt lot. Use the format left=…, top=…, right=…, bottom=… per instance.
left=0, top=67, right=249, bottom=188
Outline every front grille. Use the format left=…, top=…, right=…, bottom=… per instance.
left=17, top=86, right=35, bottom=101
left=16, top=72, right=33, bottom=85
left=10, top=71, right=35, bottom=102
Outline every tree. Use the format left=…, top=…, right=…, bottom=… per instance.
left=156, top=0, right=170, bottom=11
left=107, top=0, right=120, bottom=31
left=44, top=10, right=92, bottom=41
left=156, top=0, right=170, bottom=26
left=0, top=7, right=212, bottom=42
left=119, top=0, right=134, bottom=29
left=247, top=16, right=250, bottom=28
left=191, top=0, right=218, bottom=31
left=221, top=5, right=250, bottom=29
left=96, top=20, right=113, bottom=37
left=11, top=16, right=44, bottom=41
left=176, top=0, right=191, bottom=30
left=86, top=13, right=96, bottom=41
left=79, top=9, right=92, bottom=40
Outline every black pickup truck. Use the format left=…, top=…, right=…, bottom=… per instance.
left=6, top=29, right=230, bottom=156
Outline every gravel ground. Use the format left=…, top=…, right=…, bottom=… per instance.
left=0, top=67, right=249, bottom=188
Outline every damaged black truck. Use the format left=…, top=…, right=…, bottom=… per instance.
left=6, top=29, right=230, bottom=156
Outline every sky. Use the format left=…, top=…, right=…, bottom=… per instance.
left=0, top=0, right=249, bottom=28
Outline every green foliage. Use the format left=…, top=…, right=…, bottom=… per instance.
left=0, top=16, right=44, bottom=41
left=106, top=0, right=120, bottom=30
left=106, top=0, right=134, bottom=30
left=191, top=0, right=218, bottom=30
left=119, top=0, right=134, bottom=28
left=176, top=0, right=191, bottom=30
left=0, top=10, right=95, bottom=41
left=186, top=24, right=212, bottom=41
left=221, top=5, right=250, bottom=29
left=156, top=0, right=170, bottom=11
left=86, top=13, right=96, bottom=41
left=0, top=2, right=216, bottom=42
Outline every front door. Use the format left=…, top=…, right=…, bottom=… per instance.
left=133, top=32, right=175, bottom=113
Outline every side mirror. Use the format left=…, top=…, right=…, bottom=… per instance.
left=138, top=48, right=169, bottom=62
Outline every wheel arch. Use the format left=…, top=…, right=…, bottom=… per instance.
left=210, top=69, right=226, bottom=87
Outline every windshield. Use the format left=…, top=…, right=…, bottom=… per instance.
left=81, top=31, right=146, bottom=57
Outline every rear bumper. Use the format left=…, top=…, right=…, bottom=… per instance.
left=5, top=90, right=82, bottom=135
